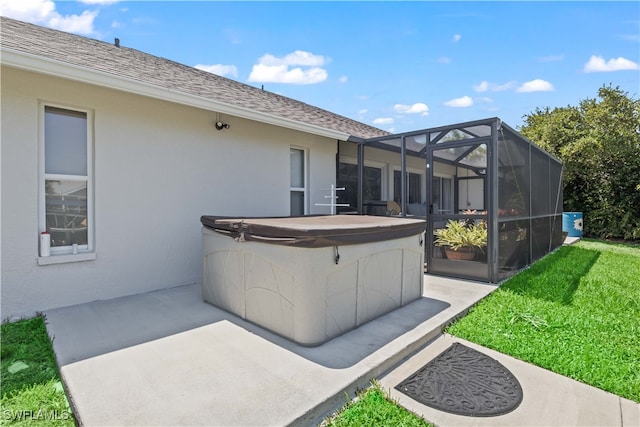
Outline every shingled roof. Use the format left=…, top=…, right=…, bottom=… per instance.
left=0, top=16, right=388, bottom=140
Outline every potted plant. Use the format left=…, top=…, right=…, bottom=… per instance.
left=435, top=219, right=487, bottom=261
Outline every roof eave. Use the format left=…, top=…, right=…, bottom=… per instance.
left=1, top=48, right=351, bottom=141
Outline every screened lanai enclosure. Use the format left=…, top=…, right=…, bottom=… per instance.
left=337, top=117, right=564, bottom=283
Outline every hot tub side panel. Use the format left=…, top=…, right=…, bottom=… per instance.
left=202, top=246, right=246, bottom=318
left=400, top=245, right=425, bottom=305
left=202, top=226, right=425, bottom=345
left=203, top=228, right=325, bottom=342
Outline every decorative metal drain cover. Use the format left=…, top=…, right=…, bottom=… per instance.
left=395, top=342, right=523, bottom=417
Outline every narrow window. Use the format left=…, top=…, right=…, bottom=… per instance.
left=394, top=171, right=422, bottom=204
left=290, top=148, right=306, bottom=216
left=42, top=106, right=92, bottom=254
left=432, top=176, right=454, bottom=214
left=363, top=166, right=382, bottom=201
left=337, top=160, right=383, bottom=215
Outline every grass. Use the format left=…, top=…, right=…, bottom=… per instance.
left=1, top=316, right=75, bottom=426
left=322, top=381, right=432, bottom=427
left=446, top=239, right=640, bottom=402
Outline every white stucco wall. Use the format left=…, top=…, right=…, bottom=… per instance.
left=1, top=67, right=337, bottom=318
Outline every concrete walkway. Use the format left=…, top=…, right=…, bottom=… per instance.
left=381, top=334, right=639, bottom=427
left=43, top=274, right=638, bottom=426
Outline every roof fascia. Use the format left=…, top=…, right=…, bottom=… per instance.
left=1, top=48, right=350, bottom=141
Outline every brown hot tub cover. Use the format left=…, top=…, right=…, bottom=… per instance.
left=200, top=215, right=426, bottom=248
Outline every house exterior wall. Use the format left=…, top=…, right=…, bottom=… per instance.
left=339, top=141, right=432, bottom=203
left=1, top=66, right=337, bottom=318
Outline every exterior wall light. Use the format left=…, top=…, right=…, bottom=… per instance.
left=215, top=121, right=230, bottom=130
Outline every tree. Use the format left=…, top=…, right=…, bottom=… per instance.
left=520, top=85, right=640, bottom=240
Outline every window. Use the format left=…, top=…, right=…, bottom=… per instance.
left=432, top=176, right=453, bottom=214
left=41, top=105, right=93, bottom=256
left=393, top=170, right=422, bottom=204
left=290, top=148, right=306, bottom=216
left=336, top=160, right=383, bottom=214
left=458, top=177, right=485, bottom=211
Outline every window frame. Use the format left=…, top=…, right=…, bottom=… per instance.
left=338, top=156, right=387, bottom=201
left=290, top=146, right=307, bottom=216
left=432, top=173, right=454, bottom=214
left=39, top=102, right=94, bottom=259
left=392, top=167, right=424, bottom=204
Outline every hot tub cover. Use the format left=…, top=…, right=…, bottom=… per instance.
left=200, top=215, right=426, bottom=248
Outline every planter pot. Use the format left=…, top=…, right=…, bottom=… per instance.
left=444, top=246, right=476, bottom=261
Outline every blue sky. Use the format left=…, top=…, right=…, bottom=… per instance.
left=2, top=1, right=639, bottom=132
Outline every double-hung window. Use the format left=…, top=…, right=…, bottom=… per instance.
left=41, top=105, right=93, bottom=257
left=290, top=147, right=306, bottom=216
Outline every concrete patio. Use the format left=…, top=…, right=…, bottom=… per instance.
left=43, top=272, right=639, bottom=426
left=44, top=275, right=494, bottom=426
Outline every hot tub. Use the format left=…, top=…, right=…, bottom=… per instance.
left=201, top=215, right=426, bottom=346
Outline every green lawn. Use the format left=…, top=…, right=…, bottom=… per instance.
left=446, top=239, right=640, bottom=402
left=322, top=381, right=432, bottom=427
left=327, top=239, right=639, bottom=425
left=0, top=316, right=75, bottom=426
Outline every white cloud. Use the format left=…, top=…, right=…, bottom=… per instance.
left=248, top=50, right=329, bottom=84
left=338, top=75, right=348, bottom=83
left=473, top=80, right=517, bottom=92
left=1, top=0, right=98, bottom=35
left=437, top=57, right=452, bottom=64
left=516, top=79, right=554, bottom=93
left=394, top=103, right=429, bottom=116
left=195, top=64, right=239, bottom=78
left=373, top=117, right=394, bottom=125
left=444, top=96, right=473, bottom=108
left=248, top=64, right=327, bottom=84
left=583, top=55, right=639, bottom=72
left=473, top=81, right=489, bottom=92
left=0, top=0, right=54, bottom=20
left=45, top=9, right=98, bottom=34
left=452, top=34, right=462, bottom=43
left=258, top=50, right=329, bottom=67
left=358, top=109, right=368, bottom=115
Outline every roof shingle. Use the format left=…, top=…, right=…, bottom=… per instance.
left=0, top=16, right=388, bottom=139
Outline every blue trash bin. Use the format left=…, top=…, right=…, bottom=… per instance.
left=562, top=212, right=583, bottom=237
